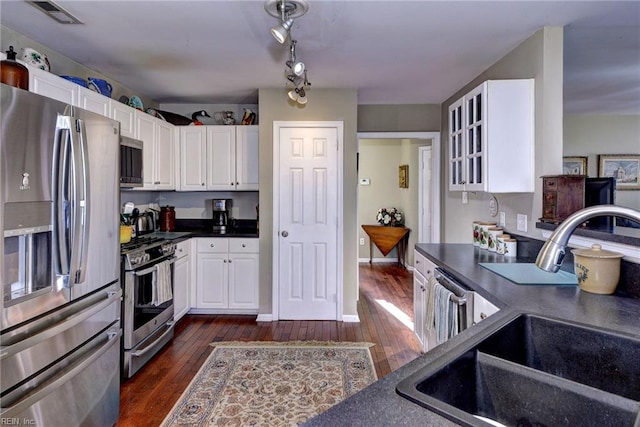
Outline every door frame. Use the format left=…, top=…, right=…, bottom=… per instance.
left=272, top=121, right=344, bottom=321
left=356, top=132, right=441, bottom=247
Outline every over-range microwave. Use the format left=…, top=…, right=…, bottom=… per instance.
left=120, top=136, right=143, bottom=188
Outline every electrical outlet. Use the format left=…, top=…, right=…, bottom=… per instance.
left=499, top=211, right=506, bottom=227
left=516, top=214, right=528, bottom=232
left=359, top=238, right=365, bottom=246
left=462, top=191, right=468, bottom=204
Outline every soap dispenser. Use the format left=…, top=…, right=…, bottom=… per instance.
left=1, top=46, right=29, bottom=90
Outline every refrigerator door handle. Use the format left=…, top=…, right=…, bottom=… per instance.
left=0, top=328, right=122, bottom=417
left=71, top=118, right=90, bottom=285
left=52, top=116, right=73, bottom=290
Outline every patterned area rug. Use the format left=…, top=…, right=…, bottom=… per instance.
left=160, top=341, right=377, bottom=426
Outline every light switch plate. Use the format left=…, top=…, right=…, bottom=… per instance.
left=359, top=178, right=370, bottom=185
left=516, top=214, right=528, bottom=232
left=499, top=211, right=506, bottom=227
left=359, top=238, right=365, bottom=245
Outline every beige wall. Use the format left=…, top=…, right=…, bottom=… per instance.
left=358, top=138, right=431, bottom=265
left=564, top=114, right=640, bottom=210
left=258, top=88, right=359, bottom=317
left=441, top=27, right=564, bottom=242
left=358, top=104, right=441, bottom=132
left=1, top=25, right=157, bottom=108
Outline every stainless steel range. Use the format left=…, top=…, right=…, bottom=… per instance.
left=121, top=236, right=176, bottom=378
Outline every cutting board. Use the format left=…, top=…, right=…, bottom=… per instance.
left=479, top=263, right=578, bottom=286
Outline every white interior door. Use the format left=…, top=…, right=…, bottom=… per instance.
left=276, top=125, right=340, bottom=320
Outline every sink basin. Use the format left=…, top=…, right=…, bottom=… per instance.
left=397, top=313, right=640, bottom=426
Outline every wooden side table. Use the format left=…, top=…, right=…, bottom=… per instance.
left=361, top=225, right=411, bottom=267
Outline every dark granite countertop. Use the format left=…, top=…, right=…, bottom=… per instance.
left=305, top=244, right=640, bottom=426
left=152, top=218, right=259, bottom=240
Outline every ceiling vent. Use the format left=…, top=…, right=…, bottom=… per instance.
left=27, top=1, right=83, bottom=24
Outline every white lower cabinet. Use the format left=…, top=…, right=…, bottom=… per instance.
left=413, top=250, right=438, bottom=353
left=194, top=238, right=258, bottom=312
left=173, top=239, right=191, bottom=322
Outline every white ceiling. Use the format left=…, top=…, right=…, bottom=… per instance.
left=1, top=1, right=639, bottom=114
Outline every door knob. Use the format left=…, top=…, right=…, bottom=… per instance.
left=281, top=230, right=288, bottom=237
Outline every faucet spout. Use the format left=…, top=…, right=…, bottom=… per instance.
left=535, top=205, right=640, bottom=272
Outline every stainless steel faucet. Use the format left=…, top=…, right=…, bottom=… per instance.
left=536, top=205, right=640, bottom=272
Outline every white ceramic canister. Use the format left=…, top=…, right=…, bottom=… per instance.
left=472, top=221, right=482, bottom=246
left=503, top=238, right=517, bottom=258
left=487, top=227, right=504, bottom=252
left=571, top=244, right=623, bottom=295
left=478, top=222, right=497, bottom=250
left=496, top=234, right=511, bottom=255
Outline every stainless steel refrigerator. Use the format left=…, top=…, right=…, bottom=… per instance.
left=1, top=84, right=122, bottom=426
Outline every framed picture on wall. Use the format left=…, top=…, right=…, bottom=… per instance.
left=598, top=154, right=640, bottom=190
left=399, top=165, right=408, bottom=188
left=562, top=156, right=588, bottom=175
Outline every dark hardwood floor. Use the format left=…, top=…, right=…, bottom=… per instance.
left=117, top=263, right=421, bottom=427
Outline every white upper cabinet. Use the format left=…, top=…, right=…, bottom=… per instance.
left=178, top=125, right=259, bottom=191
left=448, top=79, right=535, bottom=193
left=235, top=125, right=259, bottom=191
left=111, top=101, right=136, bottom=138
left=207, top=126, right=236, bottom=190
left=28, top=66, right=78, bottom=105
left=136, top=110, right=175, bottom=191
left=179, top=127, right=208, bottom=191
left=77, top=87, right=111, bottom=116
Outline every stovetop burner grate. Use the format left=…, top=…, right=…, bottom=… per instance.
left=120, top=236, right=165, bottom=252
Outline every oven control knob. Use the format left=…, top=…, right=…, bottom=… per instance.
left=144, top=253, right=151, bottom=263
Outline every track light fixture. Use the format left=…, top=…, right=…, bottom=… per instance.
left=265, top=0, right=311, bottom=104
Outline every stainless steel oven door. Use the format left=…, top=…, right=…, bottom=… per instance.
left=122, top=256, right=176, bottom=350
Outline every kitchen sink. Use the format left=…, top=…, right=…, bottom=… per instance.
left=396, top=313, right=640, bottom=426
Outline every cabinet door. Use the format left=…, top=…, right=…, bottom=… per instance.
left=173, top=254, right=190, bottom=321
left=463, top=83, right=486, bottom=191
left=196, top=253, right=228, bottom=308
left=111, top=102, right=136, bottom=138
left=77, top=88, right=111, bottom=116
left=228, top=253, right=259, bottom=309
left=179, top=127, right=207, bottom=191
left=135, top=111, right=156, bottom=190
left=413, top=270, right=426, bottom=351
left=155, top=120, right=175, bottom=190
left=448, top=98, right=465, bottom=191
left=206, top=126, right=236, bottom=190
left=29, top=67, right=78, bottom=105
left=236, top=125, right=259, bottom=190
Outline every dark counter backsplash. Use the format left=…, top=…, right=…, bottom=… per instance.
left=509, top=231, right=640, bottom=300
left=174, top=218, right=258, bottom=234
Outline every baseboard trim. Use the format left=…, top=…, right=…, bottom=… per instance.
left=256, top=313, right=273, bottom=322
left=358, top=257, right=399, bottom=264
left=342, top=314, right=360, bottom=323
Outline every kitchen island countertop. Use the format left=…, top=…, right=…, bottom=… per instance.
left=304, top=243, right=640, bottom=426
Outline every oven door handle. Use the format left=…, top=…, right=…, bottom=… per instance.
left=133, top=256, right=177, bottom=277
left=131, top=321, right=175, bottom=358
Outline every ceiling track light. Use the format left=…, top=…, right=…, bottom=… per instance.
left=265, top=0, right=311, bottom=104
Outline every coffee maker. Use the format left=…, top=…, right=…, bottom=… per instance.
left=212, top=199, right=231, bottom=233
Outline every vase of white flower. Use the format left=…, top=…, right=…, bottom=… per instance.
left=376, top=207, right=404, bottom=226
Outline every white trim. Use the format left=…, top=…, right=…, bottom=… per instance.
left=272, top=121, right=345, bottom=321
left=188, top=308, right=259, bottom=315
left=341, top=314, right=360, bottom=323
left=357, top=132, right=441, bottom=244
left=256, top=313, right=274, bottom=322
left=539, top=230, right=640, bottom=262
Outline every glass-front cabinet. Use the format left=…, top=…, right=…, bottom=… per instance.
left=448, top=79, right=535, bottom=193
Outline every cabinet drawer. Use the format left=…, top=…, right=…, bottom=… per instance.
left=414, top=251, right=427, bottom=276
left=543, top=178, right=558, bottom=190
left=197, top=238, right=229, bottom=253
left=175, top=239, right=191, bottom=259
left=229, top=238, right=258, bottom=253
